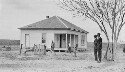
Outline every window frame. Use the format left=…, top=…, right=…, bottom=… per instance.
left=25, top=34, right=30, bottom=47
left=41, top=33, right=46, bottom=44
left=81, top=35, right=85, bottom=46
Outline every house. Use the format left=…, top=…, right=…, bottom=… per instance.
left=18, top=16, right=89, bottom=51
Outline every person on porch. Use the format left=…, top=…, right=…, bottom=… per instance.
left=51, top=41, right=55, bottom=53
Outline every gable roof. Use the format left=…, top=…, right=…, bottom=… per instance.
left=18, top=16, right=88, bottom=33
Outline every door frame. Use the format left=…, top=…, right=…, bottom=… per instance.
left=25, top=34, right=30, bottom=47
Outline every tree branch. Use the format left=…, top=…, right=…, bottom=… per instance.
left=116, top=12, right=125, bottom=41
left=59, top=0, right=75, bottom=11
left=85, top=13, right=105, bottom=32
left=116, top=4, right=125, bottom=16
left=116, top=22, right=125, bottom=41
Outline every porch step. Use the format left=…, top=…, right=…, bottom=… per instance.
left=77, top=48, right=87, bottom=52
left=46, top=48, right=67, bottom=52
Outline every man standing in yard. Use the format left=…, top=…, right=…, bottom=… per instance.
left=94, top=35, right=98, bottom=61
left=97, top=33, right=102, bottom=63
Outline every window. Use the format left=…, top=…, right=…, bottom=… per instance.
left=81, top=35, right=85, bottom=45
left=42, top=33, right=46, bottom=43
left=25, top=34, right=30, bottom=47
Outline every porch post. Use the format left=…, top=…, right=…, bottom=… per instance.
left=70, top=34, right=71, bottom=46
left=74, top=34, right=75, bottom=48
left=74, top=35, right=77, bottom=57
left=66, top=33, right=67, bottom=49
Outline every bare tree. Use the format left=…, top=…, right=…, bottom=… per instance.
left=58, top=0, right=125, bottom=61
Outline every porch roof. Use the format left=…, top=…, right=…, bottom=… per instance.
left=18, top=16, right=89, bottom=34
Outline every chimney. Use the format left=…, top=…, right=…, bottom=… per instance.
left=46, top=16, right=49, bottom=19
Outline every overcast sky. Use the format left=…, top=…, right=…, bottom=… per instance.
left=0, top=0, right=125, bottom=42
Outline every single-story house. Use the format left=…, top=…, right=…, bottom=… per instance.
left=18, top=16, right=89, bottom=51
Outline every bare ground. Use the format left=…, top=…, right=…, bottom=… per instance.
left=0, top=48, right=124, bottom=72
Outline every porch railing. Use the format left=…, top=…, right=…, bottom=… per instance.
left=24, top=44, right=46, bottom=55
left=34, top=44, right=46, bottom=55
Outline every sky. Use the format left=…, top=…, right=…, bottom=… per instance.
left=0, top=0, right=125, bottom=43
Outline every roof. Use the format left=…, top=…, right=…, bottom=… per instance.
left=18, top=16, right=89, bottom=33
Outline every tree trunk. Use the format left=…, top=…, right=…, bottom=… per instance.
left=111, top=37, right=114, bottom=61
left=112, top=38, right=117, bottom=61
left=104, top=40, right=109, bottom=60
left=103, top=30, right=110, bottom=60
left=111, top=30, right=117, bottom=61
left=104, top=34, right=118, bottom=61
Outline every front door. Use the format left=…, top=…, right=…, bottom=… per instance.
left=60, top=34, right=66, bottom=48
left=60, top=35, right=62, bottom=48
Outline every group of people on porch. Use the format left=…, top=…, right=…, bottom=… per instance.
left=50, top=40, right=78, bottom=53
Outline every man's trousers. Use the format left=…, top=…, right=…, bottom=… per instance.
left=94, top=48, right=102, bottom=62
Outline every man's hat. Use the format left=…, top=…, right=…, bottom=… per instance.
left=97, top=33, right=101, bottom=35
left=94, top=35, right=97, bottom=38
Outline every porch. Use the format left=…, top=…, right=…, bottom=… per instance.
left=54, top=33, right=78, bottom=49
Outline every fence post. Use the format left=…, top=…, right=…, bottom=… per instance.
left=38, top=44, right=40, bottom=55
left=19, top=44, right=23, bottom=55
left=39, top=45, right=42, bottom=55
left=34, top=44, right=36, bottom=55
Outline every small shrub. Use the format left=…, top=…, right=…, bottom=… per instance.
left=123, top=47, right=125, bottom=53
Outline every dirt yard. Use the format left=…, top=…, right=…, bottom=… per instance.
left=0, top=48, right=124, bottom=72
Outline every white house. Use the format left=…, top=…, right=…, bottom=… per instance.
left=18, top=16, right=89, bottom=51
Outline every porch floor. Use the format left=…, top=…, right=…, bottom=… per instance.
left=46, top=48, right=67, bottom=52
left=46, top=48, right=87, bottom=52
